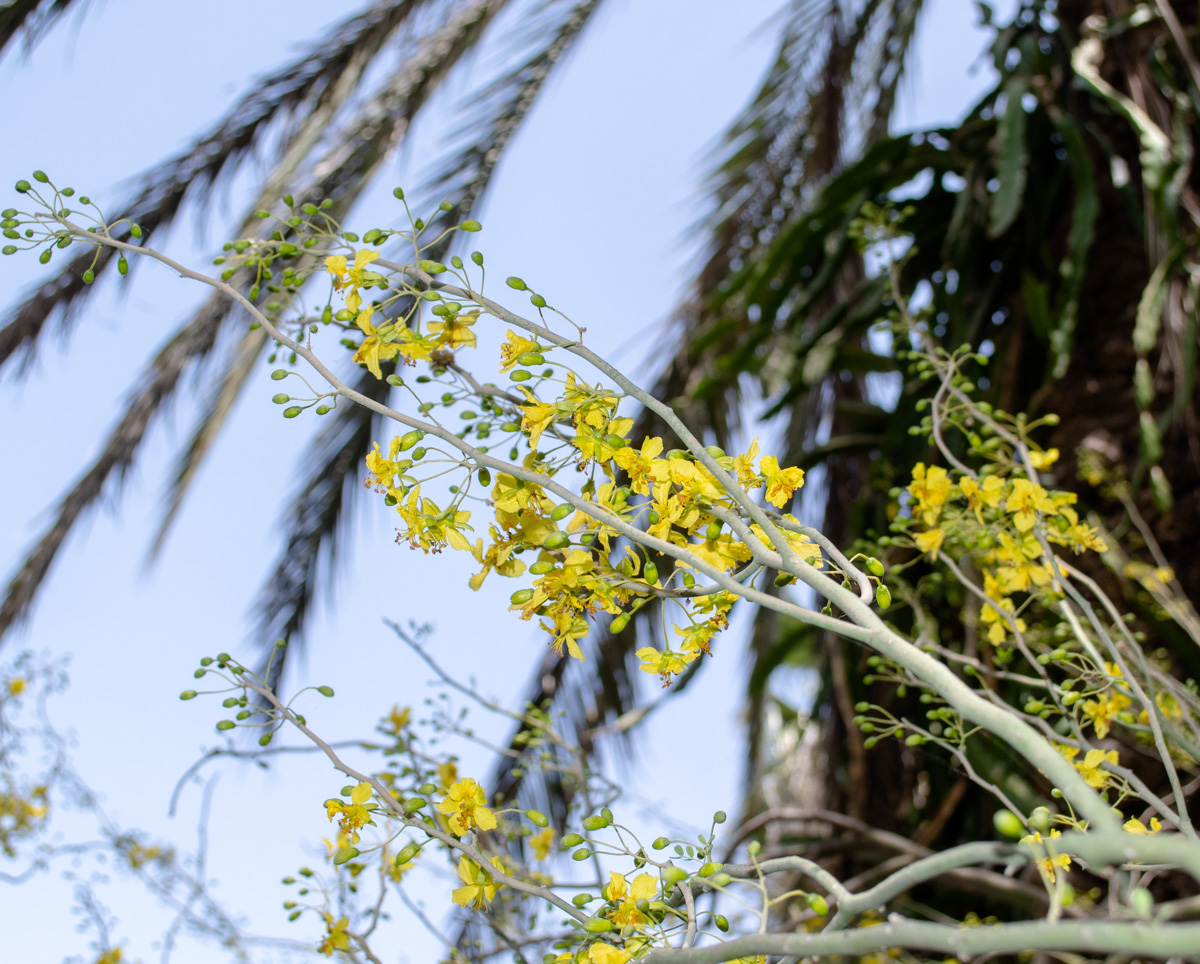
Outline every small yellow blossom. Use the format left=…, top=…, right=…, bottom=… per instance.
left=438, top=761, right=458, bottom=788
left=959, top=474, right=1004, bottom=522
left=1124, top=816, right=1163, bottom=834
left=385, top=705, right=411, bottom=734
left=95, top=950, right=125, bottom=964
left=428, top=311, right=478, bottom=350
left=908, top=463, right=953, bottom=526
left=437, top=778, right=498, bottom=836
left=318, top=913, right=352, bottom=956
left=1028, top=448, right=1060, bottom=470
left=1058, top=744, right=1119, bottom=789
left=636, top=646, right=698, bottom=686
left=530, top=827, right=556, bottom=861
left=325, top=782, right=376, bottom=843
left=325, top=248, right=379, bottom=292
left=1020, top=829, right=1072, bottom=883
left=588, top=945, right=631, bottom=964
left=519, top=388, right=560, bottom=451
left=6, top=677, right=26, bottom=697
left=604, top=872, right=657, bottom=928
left=914, top=527, right=945, bottom=560
left=1006, top=477, right=1057, bottom=532
left=759, top=455, right=805, bottom=508
left=451, top=855, right=506, bottom=909
left=499, top=329, right=540, bottom=372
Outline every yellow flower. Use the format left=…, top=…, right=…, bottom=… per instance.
left=499, top=329, right=540, bottom=372
left=733, top=439, right=762, bottom=489
left=438, top=761, right=458, bottom=788
left=1028, top=448, right=1060, bottom=470
left=587, top=945, right=631, bottom=964
left=385, top=705, right=411, bottom=734
left=759, top=455, right=805, bottom=508
left=1124, top=816, right=1163, bottom=834
left=325, top=782, right=376, bottom=843
left=451, top=855, right=505, bottom=909
left=428, top=311, right=478, bottom=350
left=612, top=437, right=665, bottom=495
left=604, top=872, right=657, bottom=928
left=959, top=474, right=1004, bottom=522
left=1006, top=477, right=1056, bottom=532
left=519, top=388, right=559, bottom=451
left=6, top=677, right=26, bottom=697
left=1059, top=745, right=1119, bottom=789
left=636, top=646, right=698, bottom=686
left=325, top=248, right=379, bottom=292
left=1020, top=829, right=1072, bottom=883
left=530, top=827, right=556, bottom=861
left=908, top=463, right=952, bottom=526
left=1081, top=676, right=1131, bottom=740
left=913, top=527, right=945, bottom=560
left=318, top=913, right=352, bottom=956
left=95, top=950, right=125, bottom=964
left=352, top=305, right=400, bottom=380
left=436, top=778, right=498, bottom=836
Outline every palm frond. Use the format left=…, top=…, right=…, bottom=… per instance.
left=0, top=0, right=89, bottom=58
left=250, top=0, right=602, bottom=687
left=0, top=294, right=232, bottom=636
left=0, top=0, right=428, bottom=376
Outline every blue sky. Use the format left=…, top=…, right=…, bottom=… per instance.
left=0, top=2, right=1009, bottom=961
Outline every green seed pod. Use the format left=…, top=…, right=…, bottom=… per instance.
left=643, top=562, right=658, bottom=585
left=543, top=532, right=570, bottom=550
left=334, top=846, right=359, bottom=865
left=582, top=814, right=610, bottom=831
left=525, top=809, right=549, bottom=827
left=517, top=352, right=545, bottom=366
left=317, top=685, right=335, bottom=697
left=506, top=276, right=528, bottom=291
left=398, top=430, right=424, bottom=451
left=805, top=893, right=829, bottom=916
left=992, top=809, right=1024, bottom=839
left=510, top=589, right=536, bottom=605
left=561, top=833, right=584, bottom=847
left=179, top=690, right=198, bottom=700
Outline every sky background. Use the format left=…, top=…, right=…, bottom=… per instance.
left=0, top=2, right=1011, bottom=961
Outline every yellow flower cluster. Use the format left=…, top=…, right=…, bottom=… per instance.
left=904, top=462, right=1105, bottom=645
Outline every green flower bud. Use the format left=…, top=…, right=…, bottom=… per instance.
left=14, top=180, right=31, bottom=193
left=806, top=892, right=829, bottom=915
left=517, top=352, right=545, bottom=366
left=551, top=503, right=574, bottom=521
left=652, top=837, right=670, bottom=850
left=32, top=170, right=48, bottom=183
left=561, top=833, right=584, bottom=847
left=661, top=865, right=687, bottom=889
left=582, top=814, right=610, bottom=831
left=530, top=293, right=547, bottom=308
left=572, top=893, right=594, bottom=907
left=582, top=918, right=613, bottom=933
left=333, top=846, right=359, bottom=865
left=992, top=809, right=1024, bottom=839
left=460, top=220, right=482, bottom=232
left=179, top=690, right=198, bottom=700
left=506, top=276, right=527, bottom=290
left=572, top=848, right=592, bottom=861
left=875, top=584, right=891, bottom=610
left=525, top=809, right=549, bottom=827
left=283, top=406, right=302, bottom=418
left=510, top=589, right=535, bottom=605
left=317, top=685, right=335, bottom=697
left=543, top=532, right=570, bottom=549
left=609, top=614, right=629, bottom=635
left=698, top=861, right=722, bottom=877
left=643, top=562, right=658, bottom=585
left=216, top=720, right=235, bottom=731
left=272, top=394, right=289, bottom=404
left=82, top=268, right=94, bottom=283
left=398, top=430, right=424, bottom=450
left=509, top=370, right=531, bottom=381
left=403, top=798, right=427, bottom=812
left=865, top=556, right=885, bottom=577
left=259, top=732, right=273, bottom=746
